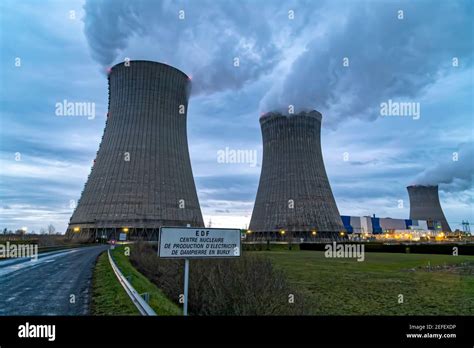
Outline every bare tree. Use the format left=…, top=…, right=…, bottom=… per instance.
left=47, top=224, right=56, bottom=235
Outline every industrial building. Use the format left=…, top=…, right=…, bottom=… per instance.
left=341, top=215, right=450, bottom=241
left=341, top=215, right=436, bottom=235
left=67, top=61, right=204, bottom=240
left=249, top=110, right=345, bottom=242
left=339, top=185, right=453, bottom=241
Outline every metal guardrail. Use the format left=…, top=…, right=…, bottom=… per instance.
left=107, top=248, right=156, bottom=316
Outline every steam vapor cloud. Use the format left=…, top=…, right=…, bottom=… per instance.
left=259, top=1, right=473, bottom=123
left=84, top=0, right=473, bottom=120
left=414, top=143, right=474, bottom=192
left=83, top=0, right=473, bottom=193
left=83, top=0, right=282, bottom=95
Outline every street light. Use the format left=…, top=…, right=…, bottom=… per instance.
left=73, top=227, right=80, bottom=233
left=246, top=229, right=252, bottom=241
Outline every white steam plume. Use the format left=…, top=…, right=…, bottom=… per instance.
left=83, top=0, right=283, bottom=95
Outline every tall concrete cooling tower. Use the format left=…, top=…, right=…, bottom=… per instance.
left=67, top=61, right=204, bottom=240
left=249, top=110, right=344, bottom=241
left=407, top=185, right=451, bottom=232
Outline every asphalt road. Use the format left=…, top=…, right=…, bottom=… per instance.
left=0, top=245, right=108, bottom=315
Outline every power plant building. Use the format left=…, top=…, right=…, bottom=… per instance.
left=67, top=61, right=204, bottom=240
left=341, top=185, right=452, bottom=236
left=341, top=215, right=433, bottom=235
left=249, top=110, right=344, bottom=241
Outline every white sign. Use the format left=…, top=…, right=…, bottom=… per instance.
left=158, top=227, right=241, bottom=258
left=119, top=233, right=127, bottom=241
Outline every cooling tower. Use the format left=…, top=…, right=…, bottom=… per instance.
left=249, top=110, right=344, bottom=241
left=67, top=61, right=204, bottom=240
left=407, top=185, right=451, bottom=232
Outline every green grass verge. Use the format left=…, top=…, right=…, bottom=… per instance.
left=261, top=250, right=474, bottom=315
left=91, top=251, right=139, bottom=315
left=111, top=245, right=181, bottom=315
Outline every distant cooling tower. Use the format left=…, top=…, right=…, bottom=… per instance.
left=407, top=185, right=451, bottom=232
left=249, top=111, right=344, bottom=241
left=67, top=61, right=204, bottom=240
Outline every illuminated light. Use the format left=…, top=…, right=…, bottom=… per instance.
left=73, top=227, right=80, bottom=233
left=280, top=230, right=286, bottom=235
left=247, top=230, right=252, bottom=234
left=312, top=231, right=317, bottom=236
left=339, top=232, right=345, bottom=237
left=122, top=227, right=129, bottom=233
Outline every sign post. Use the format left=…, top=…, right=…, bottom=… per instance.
left=183, top=258, right=189, bottom=316
left=158, top=227, right=242, bottom=316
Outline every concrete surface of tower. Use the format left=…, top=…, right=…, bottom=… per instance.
left=67, top=61, right=204, bottom=240
left=407, top=185, right=451, bottom=232
left=249, top=110, right=344, bottom=241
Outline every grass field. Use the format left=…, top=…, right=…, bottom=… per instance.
left=91, top=247, right=180, bottom=315
left=261, top=250, right=474, bottom=315
left=91, top=252, right=139, bottom=315
left=110, top=246, right=181, bottom=315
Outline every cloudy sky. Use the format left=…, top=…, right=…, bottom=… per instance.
left=0, top=0, right=472, bottom=233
